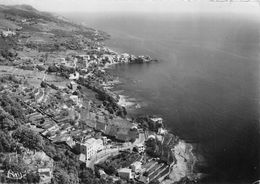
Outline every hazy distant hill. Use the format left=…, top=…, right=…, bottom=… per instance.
left=0, top=4, right=109, bottom=52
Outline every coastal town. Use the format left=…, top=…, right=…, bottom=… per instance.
left=0, top=4, right=198, bottom=184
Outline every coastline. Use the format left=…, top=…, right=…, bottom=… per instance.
left=0, top=6, right=259, bottom=183
left=0, top=5, right=200, bottom=183
left=102, top=44, right=200, bottom=183
left=163, top=141, right=198, bottom=184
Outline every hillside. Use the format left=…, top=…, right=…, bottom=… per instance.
left=0, top=4, right=109, bottom=54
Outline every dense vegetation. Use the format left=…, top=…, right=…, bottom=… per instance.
left=0, top=37, right=18, bottom=63
left=135, top=116, right=163, bottom=132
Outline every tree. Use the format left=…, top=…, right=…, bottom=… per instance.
left=79, top=167, right=103, bottom=184
left=145, top=137, right=161, bottom=157
left=47, top=65, right=59, bottom=73
left=36, top=65, right=45, bottom=71
left=26, top=172, right=40, bottom=183
left=0, top=131, right=16, bottom=152
left=0, top=105, right=19, bottom=131
left=13, top=126, right=43, bottom=151
left=106, top=165, right=116, bottom=175
left=42, top=143, right=57, bottom=158
left=0, top=93, right=25, bottom=121
left=52, top=167, right=70, bottom=184
left=41, top=81, right=48, bottom=88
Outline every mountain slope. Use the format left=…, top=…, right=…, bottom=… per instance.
left=0, top=4, right=109, bottom=52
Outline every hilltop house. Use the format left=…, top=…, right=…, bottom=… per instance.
left=21, top=19, right=27, bottom=23
left=1, top=29, right=16, bottom=37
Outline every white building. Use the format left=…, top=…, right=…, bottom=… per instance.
left=79, top=138, right=104, bottom=161
left=1, top=30, right=16, bottom=37
left=99, top=169, right=107, bottom=179
left=79, top=153, right=86, bottom=163
left=135, top=144, right=145, bottom=153
left=70, top=95, right=79, bottom=105
left=158, top=127, right=167, bottom=135
left=94, top=139, right=104, bottom=152
left=148, top=135, right=156, bottom=140
left=69, top=72, right=79, bottom=80
left=118, top=168, right=133, bottom=180
left=150, top=117, right=163, bottom=124
left=131, top=161, right=142, bottom=173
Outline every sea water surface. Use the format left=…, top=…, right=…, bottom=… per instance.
left=65, top=12, right=260, bottom=183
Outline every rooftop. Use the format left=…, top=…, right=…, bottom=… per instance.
left=118, top=168, right=132, bottom=173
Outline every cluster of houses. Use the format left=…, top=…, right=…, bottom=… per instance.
left=0, top=57, right=140, bottom=169
left=27, top=86, right=139, bottom=165
left=0, top=32, right=167, bottom=183
left=54, top=46, right=149, bottom=78
left=1, top=23, right=24, bottom=37
left=1, top=29, right=16, bottom=37
left=138, top=162, right=171, bottom=183
left=114, top=147, right=171, bottom=183
left=98, top=142, right=170, bottom=183
left=1, top=74, right=169, bottom=183
left=94, top=115, right=171, bottom=183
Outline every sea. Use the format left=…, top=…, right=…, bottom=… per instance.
left=65, top=12, right=260, bottom=183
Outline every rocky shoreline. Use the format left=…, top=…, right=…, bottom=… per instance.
left=78, top=45, right=200, bottom=183
left=43, top=41, right=200, bottom=183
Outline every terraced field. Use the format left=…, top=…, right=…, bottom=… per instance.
left=148, top=163, right=166, bottom=180
left=153, top=165, right=170, bottom=182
